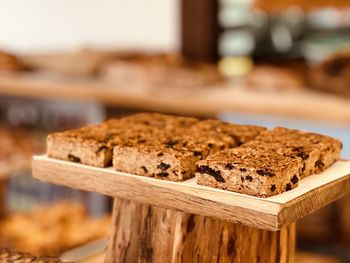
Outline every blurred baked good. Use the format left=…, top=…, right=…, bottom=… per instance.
left=0, top=50, right=24, bottom=72
left=102, top=53, right=224, bottom=91
left=244, top=64, right=305, bottom=92
left=0, top=247, right=65, bottom=263
left=0, top=201, right=111, bottom=257
left=310, top=51, right=350, bottom=98
left=0, top=126, right=41, bottom=174
left=21, top=49, right=118, bottom=77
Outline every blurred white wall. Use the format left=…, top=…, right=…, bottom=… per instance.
left=0, top=0, right=179, bottom=53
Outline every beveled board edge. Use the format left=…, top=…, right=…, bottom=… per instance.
left=32, top=155, right=350, bottom=231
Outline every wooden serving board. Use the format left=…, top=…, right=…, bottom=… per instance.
left=32, top=155, right=350, bottom=231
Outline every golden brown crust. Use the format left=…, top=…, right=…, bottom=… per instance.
left=196, top=147, right=303, bottom=197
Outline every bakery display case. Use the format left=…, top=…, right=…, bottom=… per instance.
left=0, top=1, right=349, bottom=262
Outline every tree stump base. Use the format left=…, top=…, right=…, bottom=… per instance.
left=0, top=180, right=6, bottom=218
left=105, top=198, right=295, bottom=263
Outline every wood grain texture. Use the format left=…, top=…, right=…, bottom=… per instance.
left=32, top=156, right=350, bottom=230
left=1, top=72, right=350, bottom=123
left=0, top=180, right=6, bottom=218
left=105, top=198, right=295, bottom=263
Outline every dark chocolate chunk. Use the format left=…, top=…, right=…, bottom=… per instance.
left=157, top=152, right=164, bottom=157
left=137, top=139, right=146, bottom=143
left=291, top=175, right=299, bottom=184
left=239, top=168, right=247, bottom=172
left=245, top=175, right=253, bottom=182
left=296, top=152, right=309, bottom=161
left=141, top=166, right=148, bottom=173
left=285, top=183, right=292, bottom=191
left=228, top=134, right=242, bottom=146
left=196, top=165, right=225, bottom=183
left=193, top=151, right=202, bottom=157
left=157, top=162, right=171, bottom=171
left=256, top=169, right=275, bottom=177
left=225, top=163, right=235, bottom=170
left=157, top=172, right=169, bottom=177
left=270, top=184, right=276, bottom=192
left=96, top=145, right=108, bottom=153
left=315, top=160, right=325, bottom=169
left=68, top=154, right=81, bottom=163
left=164, top=140, right=178, bottom=148
left=207, top=143, right=214, bottom=148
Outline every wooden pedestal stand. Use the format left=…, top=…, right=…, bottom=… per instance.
left=0, top=179, right=6, bottom=218
left=32, top=156, right=350, bottom=263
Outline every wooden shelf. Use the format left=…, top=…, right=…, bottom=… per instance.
left=1, top=72, right=350, bottom=123
left=32, top=155, right=350, bottom=231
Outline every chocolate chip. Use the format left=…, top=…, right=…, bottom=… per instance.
left=220, top=145, right=225, bottom=150
left=229, top=134, right=242, bottom=146
left=157, top=152, right=164, bottom=157
left=196, top=165, right=225, bottom=183
left=141, top=166, right=148, bottom=173
left=245, top=175, right=253, bottom=182
left=143, top=121, right=150, bottom=125
left=207, top=143, right=214, bottom=148
left=315, top=160, right=325, bottom=169
left=157, top=162, right=170, bottom=171
left=157, top=172, right=169, bottom=177
left=225, top=163, right=235, bottom=170
left=137, top=139, right=146, bottom=143
left=240, top=168, right=247, bottom=172
left=285, top=183, right=292, bottom=191
left=164, top=140, right=178, bottom=148
left=256, top=169, right=275, bottom=177
left=241, top=176, right=244, bottom=182
left=68, top=154, right=80, bottom=163
left=270, top=184, right=276, bottom=192
left=96, top=145, right=108, bottom=153
left=296, top=152, right=309, bottom=160
left=193, top=151, right=202, bottom=157
left=291, top=175, right=299, bottom=184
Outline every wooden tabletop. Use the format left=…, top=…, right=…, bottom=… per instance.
left=32, top=155, right=350, bottom=231
left=1, top=72, right=350, bottom=123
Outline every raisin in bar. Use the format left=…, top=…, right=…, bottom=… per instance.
left=196, top=148, right=303, bottom=197
left=251, top=127, right=342, bottom=177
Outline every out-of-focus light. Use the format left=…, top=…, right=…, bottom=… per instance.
left=271, top=24, right=292, bottom=53
left=218, top=56, right=253, bottom=77
left=219, top=7, right=250, bottom=27
left=219, top=30, right=255, bottom=56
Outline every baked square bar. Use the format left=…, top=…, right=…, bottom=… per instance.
left=47, top=113, right=199, bottom=167
left=195, top=119, right=266, bottom=145
left=196, top=148, right=303, bottom=197
left=250, top=127, right=342, bottom=177
left=113, top=130, right=236, bottom=181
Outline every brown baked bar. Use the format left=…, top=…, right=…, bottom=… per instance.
left=112, top=129, right=236, bottom=181
left=250, top=127, right=342, bottom=177
left=47, top=113, right=199, bottom=167
left=196, top=147, right=303, bottom=197
left=195, top=119, right=266, bottom=145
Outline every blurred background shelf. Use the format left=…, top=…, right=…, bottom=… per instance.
left=1, top=72, right=350, bottom=123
